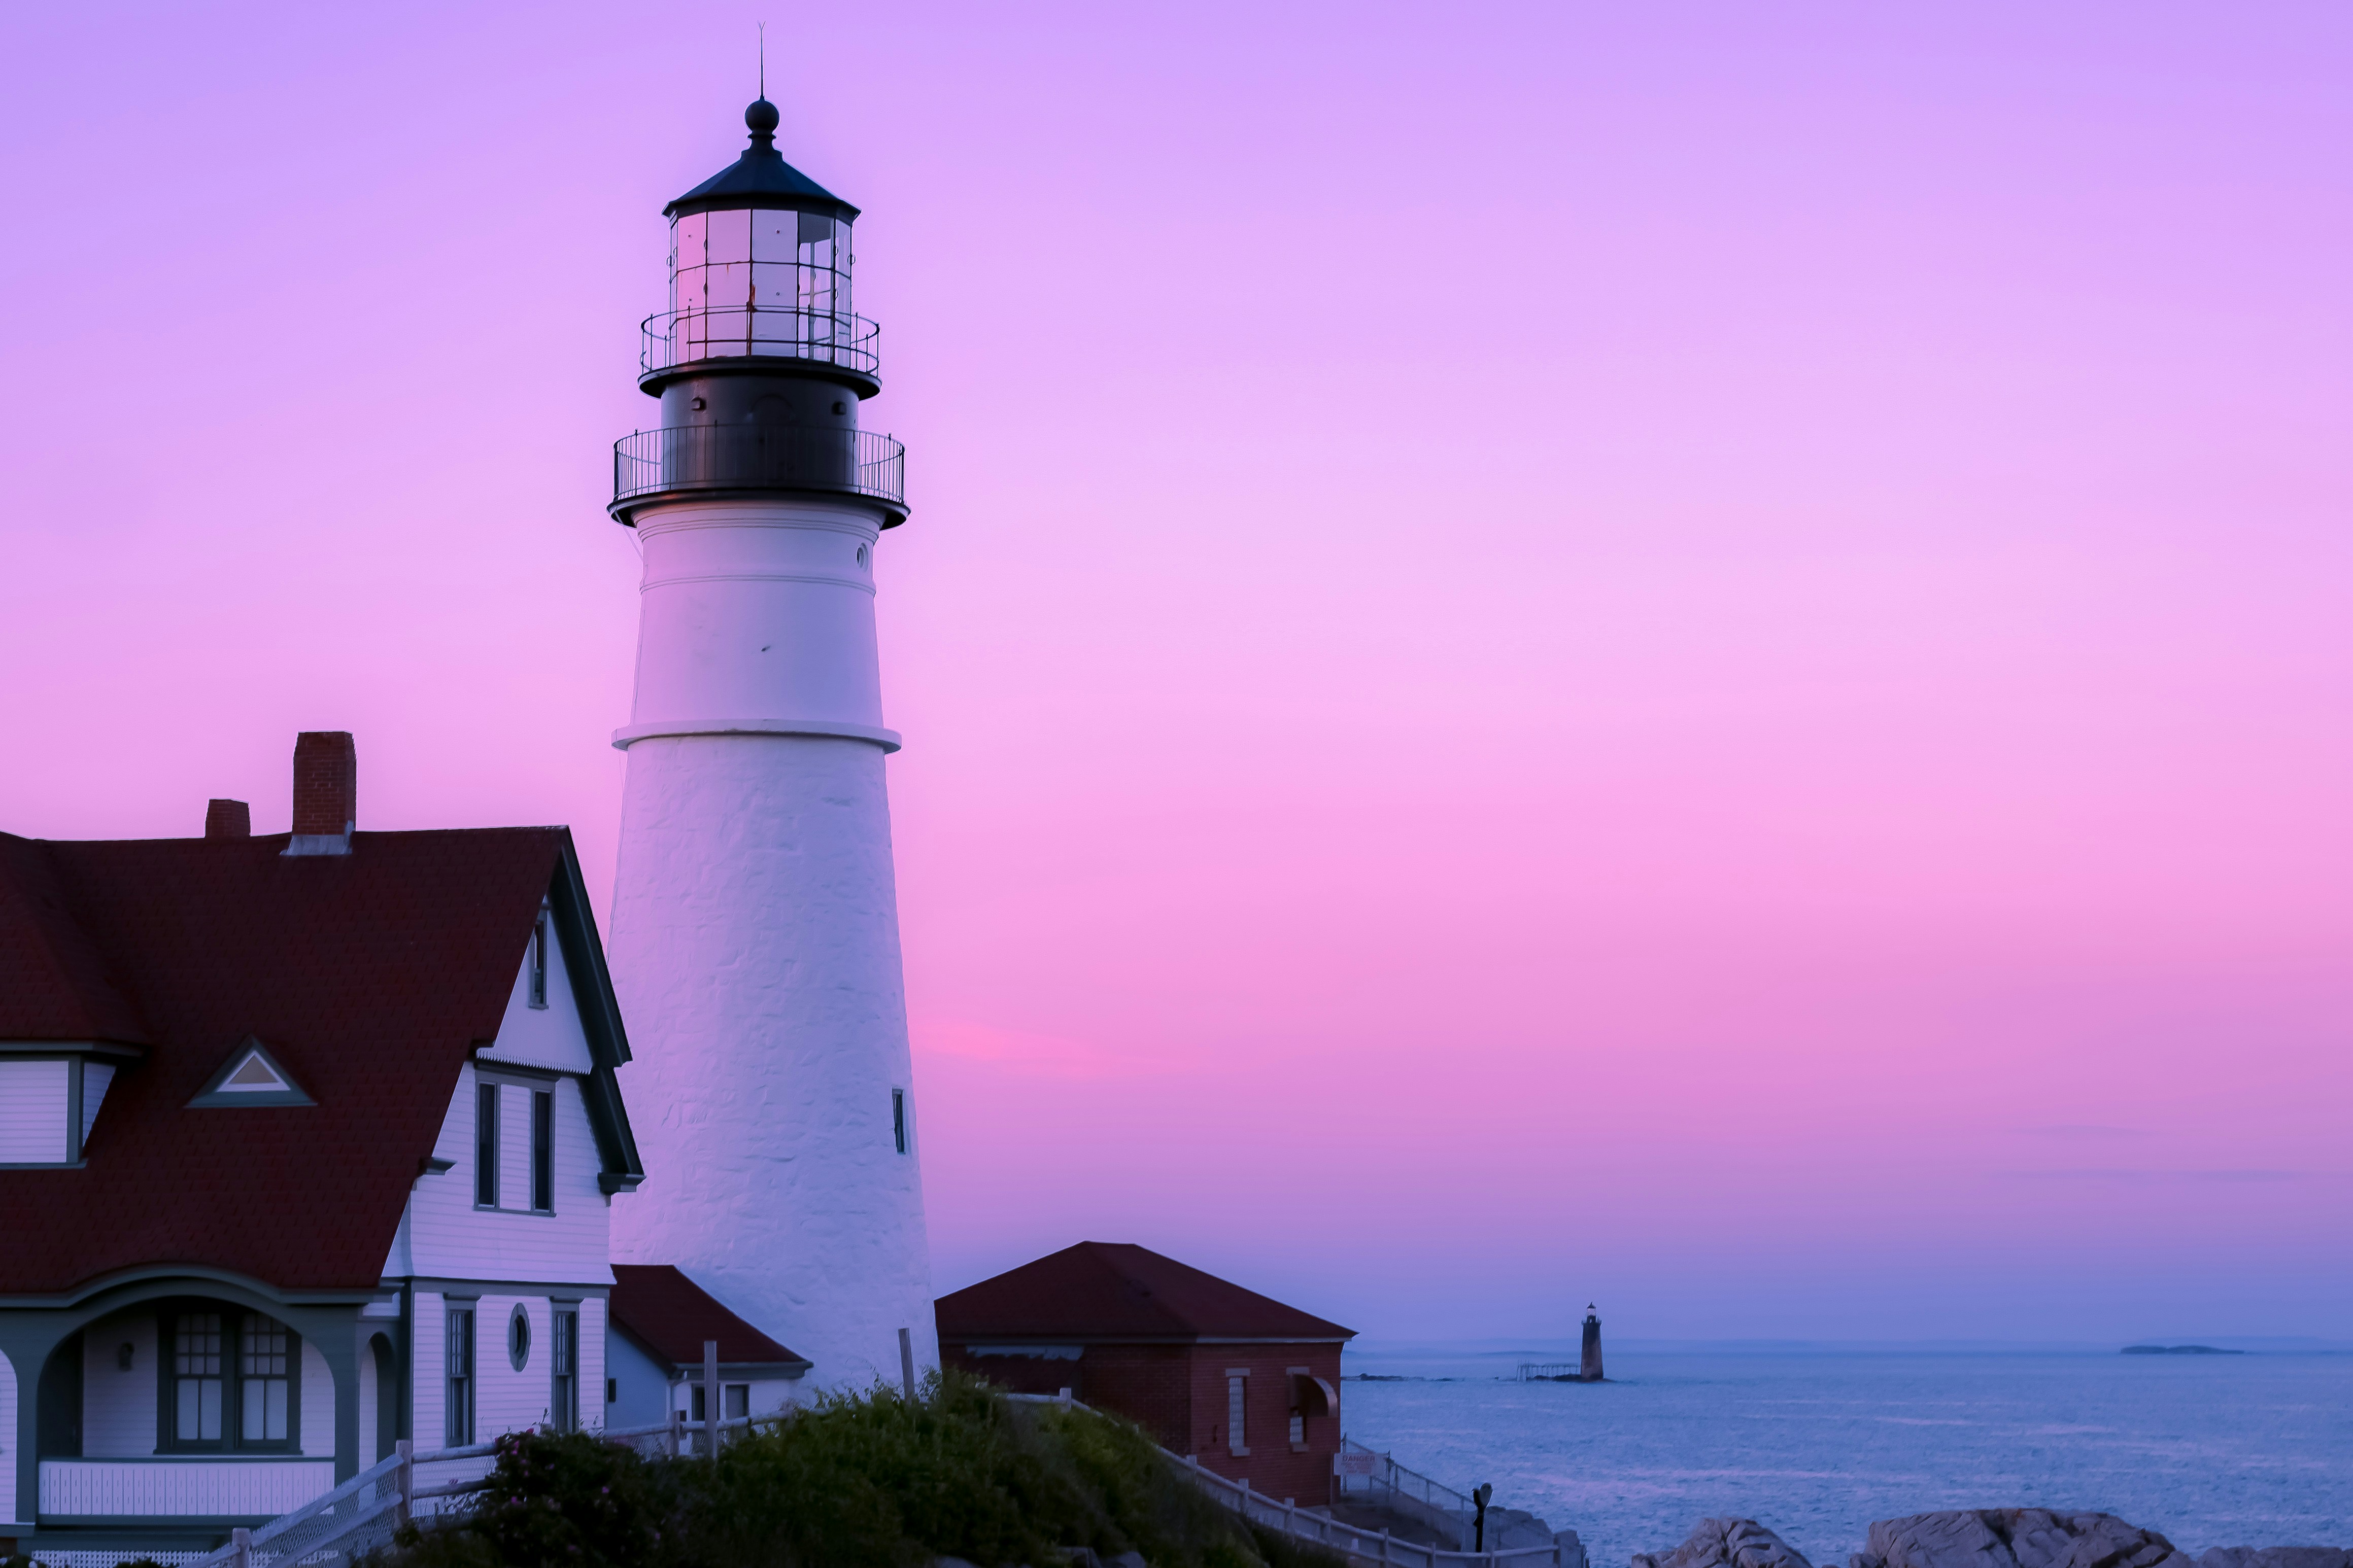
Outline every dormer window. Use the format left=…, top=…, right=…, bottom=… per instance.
left=529, top=899, right=551, bottom=1009
left=0, top=1052, right=122, bottom=1166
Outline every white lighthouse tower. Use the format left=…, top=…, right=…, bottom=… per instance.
left=604, top=96, right=936, bottom=1391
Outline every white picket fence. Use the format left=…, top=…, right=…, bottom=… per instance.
left=51, top=1396, right=1574, bottom=1568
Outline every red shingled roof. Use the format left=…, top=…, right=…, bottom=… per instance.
left=609, top=1265, right=807, bottom=1369
left=935, top=1242, right=1354, bottom=1344
left=0, top=828, right=576, bottom=1296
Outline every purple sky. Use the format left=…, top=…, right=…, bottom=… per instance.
left=5, top=3, right=2350, bottom=1342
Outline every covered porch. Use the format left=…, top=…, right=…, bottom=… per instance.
left=1, top=1274, right=396, bottom=1554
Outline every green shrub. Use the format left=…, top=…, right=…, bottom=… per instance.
left=367, top=1375, right=1343, bottom=1568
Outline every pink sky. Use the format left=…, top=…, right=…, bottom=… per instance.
left=4, top=2, right=2350, bottom=1342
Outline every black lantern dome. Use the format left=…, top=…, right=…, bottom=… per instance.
left=664, top=98, right=861, bottom=223
left=611, top=99, right=905, bottom=528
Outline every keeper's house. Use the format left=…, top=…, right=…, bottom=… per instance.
left=936, top=1243, right=1350, bottom=1505
left=0, top=733, right=643, bottom=1560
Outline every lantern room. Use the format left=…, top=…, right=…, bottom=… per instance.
left=639, top=98, right=878, bottom=397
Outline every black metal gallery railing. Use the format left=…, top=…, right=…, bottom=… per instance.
left=612, top=424, right=906, bottom=513
left=641, top=306, right=881, bottom=378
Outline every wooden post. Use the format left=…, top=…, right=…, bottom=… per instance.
left=231, top=1526, right=253, bottom=1568
left=1380, top=1527, right=1391, bottom=1565
left=394, top=1438, right=414, bottom=1528
left=668, top=1404, right=683, bottom=1459
left=703, top=1340, right=720, bottom=1459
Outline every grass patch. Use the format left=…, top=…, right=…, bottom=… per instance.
left=369, top=1375, right=1345, bottom=1568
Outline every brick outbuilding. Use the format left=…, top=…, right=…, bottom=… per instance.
left=936, top=1242, right=1352, bottom=1504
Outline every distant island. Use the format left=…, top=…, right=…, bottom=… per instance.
left=2122, top=1344, right=2244, bottom=1355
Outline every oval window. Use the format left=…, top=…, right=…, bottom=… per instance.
left=509, top=1303, right=532, bottom=1371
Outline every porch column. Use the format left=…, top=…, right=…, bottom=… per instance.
left=0, top=1315, right=78, bottom=1529
left=286, top=1306, right=362, bottom=1484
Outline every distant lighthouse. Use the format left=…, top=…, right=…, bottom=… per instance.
left=1580, top=1304, right=1605, bottom=1382
left=604, top=95, right=936, bottom=1390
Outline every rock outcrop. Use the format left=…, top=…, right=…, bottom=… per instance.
left=1633, top=1517, right=1817, bottom=1568
left=1853, top=1511, right=2193, bottom=1568
left=1636, top=1514, right=2348, bottom=1568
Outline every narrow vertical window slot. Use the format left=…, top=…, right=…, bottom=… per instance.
left=531, top=1089, right=554, bottom=1211
left=529, top=900, right=550, bottom=1009
left=551, top=1305, right=579, bottom=1432
left=892, top=1088, right=907, bottom=1155
left=475, top=1082, right=500, bottom=1207
left=446, top=1304, right=476, bottom=1445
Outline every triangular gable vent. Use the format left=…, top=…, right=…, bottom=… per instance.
left=225, top=1054, right=286, bottom=1090
left=190, top=1036, right=315, bottom=1107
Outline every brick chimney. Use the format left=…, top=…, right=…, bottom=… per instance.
left=204, top=799, right=251, bottom=839
left=285, top=731, right=356, bottom=856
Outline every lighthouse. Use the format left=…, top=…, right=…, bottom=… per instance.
left=604, top=96, right=936, bottom=1392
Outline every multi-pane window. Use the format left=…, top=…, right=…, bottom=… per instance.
left=241, top=1314, right=292, bottom=1443
left=479, top=1078, right=555, bottom=1213
left=724, top=1384, right=749, bottom=1421
left=530, top=1089, right=554, bottom=1212
left=475, top=1083, right=499, bottom=1207
left=446, top=1304, right=476, bottom=1445
left=167, top=1309, right=297, bottom=1450
left=551, top=1306, right=579, bottom=1432
left=1226, top=1373, right=1248, bottom=1455
left=173, top=1313, right=224, bottom=1443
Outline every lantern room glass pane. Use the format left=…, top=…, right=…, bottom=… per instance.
left=704, top=208, right=751, bottom=265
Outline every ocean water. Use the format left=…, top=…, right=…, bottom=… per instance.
left=1336, top=1347, right=2353, bottom=1568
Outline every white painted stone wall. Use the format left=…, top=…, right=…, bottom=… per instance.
left=607, top=492, right=938, bottom=1390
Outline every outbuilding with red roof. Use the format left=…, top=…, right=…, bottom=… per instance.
left=935, top=1242, right=1353, bottom=1504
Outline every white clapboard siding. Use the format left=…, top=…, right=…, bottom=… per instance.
left=476, top=1295, right=548, bottom=1437
left=414, top=1292, right=447, bottom=1447
left=475, top=927, right=595, bottom=1075
left=499, top=1079, right=535, bottom=1208
left=577, top=1295, right=606, bottom=1430
left=0, top=1059, right=70, bottom=1162
left=38, top=1459, right=334, bottom=1517
left=399, top=1067, right=613, bottom=1285
left=81, top=1307, right=156, bottom=1457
